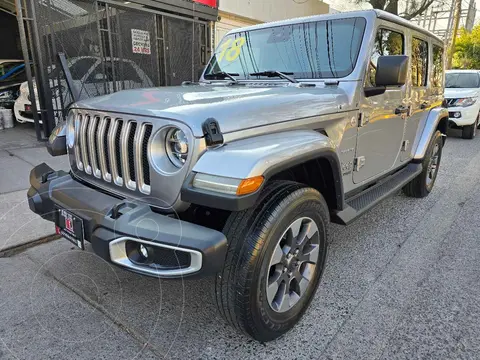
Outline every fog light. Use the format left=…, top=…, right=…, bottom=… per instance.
left=453, top=112, right=461, bottom=118
left=125, top=240, right=154, bottom=265
left=139, top=244, right=149, bottom=259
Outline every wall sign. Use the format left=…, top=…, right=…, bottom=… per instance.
left=131, top=29, right=151, bottom=55
left=193, top=0, right=217, bottom=7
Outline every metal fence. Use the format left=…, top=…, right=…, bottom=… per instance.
left=17, top=0, right=211, bottom=139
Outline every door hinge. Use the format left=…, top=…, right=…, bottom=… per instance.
left=354, top=156, right=366, bottom=171
left=401, top=140, right=410, bottom=151
left=358, top=113, right=369, bottom=127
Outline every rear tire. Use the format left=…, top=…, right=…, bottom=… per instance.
left=214, top=181, right=329, bottom=342
left=403, top=130, right=443, bottom=198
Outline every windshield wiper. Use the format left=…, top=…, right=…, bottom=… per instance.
left=204, top=71, right=239, bottom=83
left=249, top=70, right=298, bottom=83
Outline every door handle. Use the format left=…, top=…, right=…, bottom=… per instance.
left=420, top=102, right=429, bottom=109
left=395, top=105, right=409, bottom=115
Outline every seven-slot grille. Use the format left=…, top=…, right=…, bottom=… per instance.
left=74, top=114, right=153, bottom=195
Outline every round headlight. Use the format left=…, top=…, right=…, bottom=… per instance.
left=165, top=127, right=188, bottom=167
left=66, top=111, right=75, bottom=148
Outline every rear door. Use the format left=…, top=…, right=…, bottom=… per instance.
left=354, top=23, right=407, bottom=184
left=401, top=34, right=430, bottom=161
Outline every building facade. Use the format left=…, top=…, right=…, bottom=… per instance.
left=215, top=0, right=330, bottom=45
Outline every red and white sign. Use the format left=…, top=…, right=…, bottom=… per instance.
left=65, top=217, right=73, bottom=232
left=131, top=29, right=151, bottom=55
left=193, top=0, right=217, bottom=7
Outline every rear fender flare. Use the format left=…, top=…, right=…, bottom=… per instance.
left=413, top=107, right=449, bottom=161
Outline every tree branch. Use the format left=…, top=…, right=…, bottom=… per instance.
left=369, top=0, right=387, bottom=10
left=401, top=0, right=436, bottom=20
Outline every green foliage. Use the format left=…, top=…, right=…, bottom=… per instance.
left=453, top=26, right=480, bottom=69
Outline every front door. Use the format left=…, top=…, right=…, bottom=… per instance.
left=354, top=25, right=407, bottom=184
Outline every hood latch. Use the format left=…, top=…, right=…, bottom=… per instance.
left=202, top=118, right=224, bottom=146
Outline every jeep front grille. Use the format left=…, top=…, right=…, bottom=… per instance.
left=74, top=114, right=153, bottom=194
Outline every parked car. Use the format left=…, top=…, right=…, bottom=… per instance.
left=28, top=10, right=448, bottom=342
left=444, top=69, right=480, bottom=139
left=14, top=56, right=153, bottom=123
left=0, top=60, right=25, bottom=109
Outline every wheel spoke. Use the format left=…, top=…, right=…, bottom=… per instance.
left=277, top=292, right=290, bottom=312
left=289, top=218, right=302, bottom=238
left=272, top=280, right=290, bottom=312
left=296, top=220, right=319, bottom=247
left=270, top=244, right=284, bottom=266
left=298, top=244, right=320, bottom=264
left=267, top=272, right=283, bottom=305
left=298, top=276, right=309, bottom=296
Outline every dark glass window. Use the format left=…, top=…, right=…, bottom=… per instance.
left=368, top=28, right=404, bottom=86
left=204, top=17, right=367, bottom=80
left=432, top=45, right=444, bottom=88
left=411, top=37, right=428, bottom=87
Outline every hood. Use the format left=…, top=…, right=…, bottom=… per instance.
left=444, top=88, right=480, bottom=99
left=74, top=84, right=351, bottom=137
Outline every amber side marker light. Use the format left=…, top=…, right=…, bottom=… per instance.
left=236, top=176, right=264, bottom=196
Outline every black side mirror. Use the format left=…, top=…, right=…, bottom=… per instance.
left=47, top=122, right=67, bottom=157
left=375, top=55, right=409, bottom=86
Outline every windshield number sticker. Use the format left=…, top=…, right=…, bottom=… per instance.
left=217, top=37, right=246, bottom=62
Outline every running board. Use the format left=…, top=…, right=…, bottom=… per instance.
left=332, top=163, right=423, bottom=225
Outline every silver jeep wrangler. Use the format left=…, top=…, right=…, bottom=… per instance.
left=29, top=10, right=448, bottom=342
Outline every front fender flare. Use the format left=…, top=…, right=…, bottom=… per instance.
left=413, top=107, right=449, bottom=161
left=181, top=130, right=343, bottom=211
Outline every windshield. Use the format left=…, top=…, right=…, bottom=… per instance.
left=445, top=73, right=480, bottom=88
left=204, top=17, right=366, bottom=81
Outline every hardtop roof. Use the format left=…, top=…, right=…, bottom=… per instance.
left=226, top=9, right=443, bottom=44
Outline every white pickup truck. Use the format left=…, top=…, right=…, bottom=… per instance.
left=444, top=69, right=480, bottom=139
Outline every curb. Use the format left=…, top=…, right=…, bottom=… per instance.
left=0, top=233, right=61, bottom=258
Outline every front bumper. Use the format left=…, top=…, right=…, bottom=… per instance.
left=27, top=163, right=228, bottom=279
left=448, top=105, right=479, bottom=126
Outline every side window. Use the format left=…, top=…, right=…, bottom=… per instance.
left=368, top=28, right=404, bottom=86
left=432, top=44, right=444, bottom=89
left=411, top=37, right=428, bottom=87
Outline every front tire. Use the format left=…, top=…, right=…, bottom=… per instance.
left=214, top=181, right=329, bottom=342
left=403, top=130, right=443, bottom=198
left=462, top=116, right=477, bottom=139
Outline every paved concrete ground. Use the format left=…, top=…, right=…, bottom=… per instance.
left=0, top=123, right=69, bottom=250
left=1, top=128, right=480, bottom=359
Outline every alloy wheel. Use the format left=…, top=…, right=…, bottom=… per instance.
left=426, top=142, right=440, bottom=188
left=266, top=217, right=320, bottom=313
